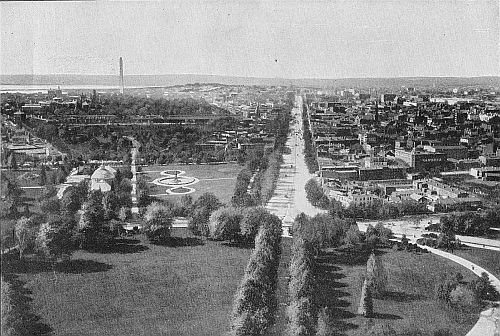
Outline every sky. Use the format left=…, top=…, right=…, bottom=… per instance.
left=1, top=0, right=499, bottom=79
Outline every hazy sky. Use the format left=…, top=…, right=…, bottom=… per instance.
left=1, top=0, right=499, bottom=78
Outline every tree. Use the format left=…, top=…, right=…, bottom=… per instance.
left=188, top=193, right=222, bottom=236
left=366, top=252, right=387, bottom=297
left=60, top=187, right=81, bottom=217
left=316, top=307, right=332, bottom=336
left=358, top=278, right=374, bottom=317
left=76, top=193, right=106, bottom=248
left=14, top=216, right=36, bottom=259
left=143, top=202, right=173, bottom=243
left=305, top=178, right=330, bottom=209
left=179, top=194, right=193, bottom=211
left=39, top=165, right=47, bottom=186
left=8, top=153, right=17, bottom=170
left=35, top=217, right=74, bottom=261
left=118, top=206, right=131, bottom=222
left=102, top=191, right=119, bottom=220
left=239, top=207, right=269, bottom=243
left=40, top=197, right=61, bottom=215
left=209, top=207, right=243, bottom=241
left=344, top=225, right=362, bottom=249
left=1, top=276, right=28, bottom=336
left=288, top=235, right=317, bottom=336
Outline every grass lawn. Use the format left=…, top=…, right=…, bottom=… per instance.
left=140, top=163, right=242, bottom=204
left=2, top=231, right=252, bottom=336
left=452, top=246, right=500, bottom=279
left=270, top=239, right=481, bottom=336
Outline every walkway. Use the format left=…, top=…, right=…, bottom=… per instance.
left=128, top=138, right=140, bottom=214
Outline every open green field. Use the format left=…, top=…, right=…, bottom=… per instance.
left=139, top=163, right=242, bottom=204
left=453, top=246, right=500, bottom=279
left=269, top=240, right=480, bottom=336
left=2, top=231, right=252, bottom=336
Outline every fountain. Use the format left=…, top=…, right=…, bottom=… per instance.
left=151, top=170, right=199, bottom=195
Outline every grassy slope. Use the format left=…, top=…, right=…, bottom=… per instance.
left=271, top=241, right=480, bottom=336
left=7, top=233, right=252, bottom=336
left=323, top=249, right=479, bottom=336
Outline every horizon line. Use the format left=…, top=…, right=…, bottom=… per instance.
left=2, top=73, right=500, bottom=81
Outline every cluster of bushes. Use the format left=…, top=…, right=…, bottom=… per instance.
left=209, top=207, right=281, bottom=245
left=394, top=234, right=429, bottom=253
left=293, top=212, right=360, bottom=251
left=346, top=199, right=428, bottom=220
left=287, top=234, right=318, bottom=336
left=302, top=105, right=319, bottom=174
left=439, top=209, right=500, bottom=236
left=230, top=212, right=282, bottom=335
left=293, top=212, right=392, bottom=253
left=416, top=232, right=461, bottom=252
left=434, top=271, right=497, bottom=309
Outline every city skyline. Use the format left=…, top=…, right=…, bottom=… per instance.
left=1, top=0, right=499, bottom=79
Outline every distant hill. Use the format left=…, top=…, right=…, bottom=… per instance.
left=1, top=74, right=499, bottom=89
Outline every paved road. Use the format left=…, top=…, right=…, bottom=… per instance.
left=266, top=96, right=324, bottom=235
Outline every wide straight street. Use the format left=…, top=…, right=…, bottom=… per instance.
left=266, top=95, right=324, bottom=232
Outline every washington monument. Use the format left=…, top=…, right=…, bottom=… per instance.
left=119, top=57, right=124, bottom=94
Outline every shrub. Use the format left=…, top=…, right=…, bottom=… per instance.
left=468, top=272, right=497, bottom=301
left=434, top=273, right=462, bottom=303
left=449, top=285, right=479, bottom=309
